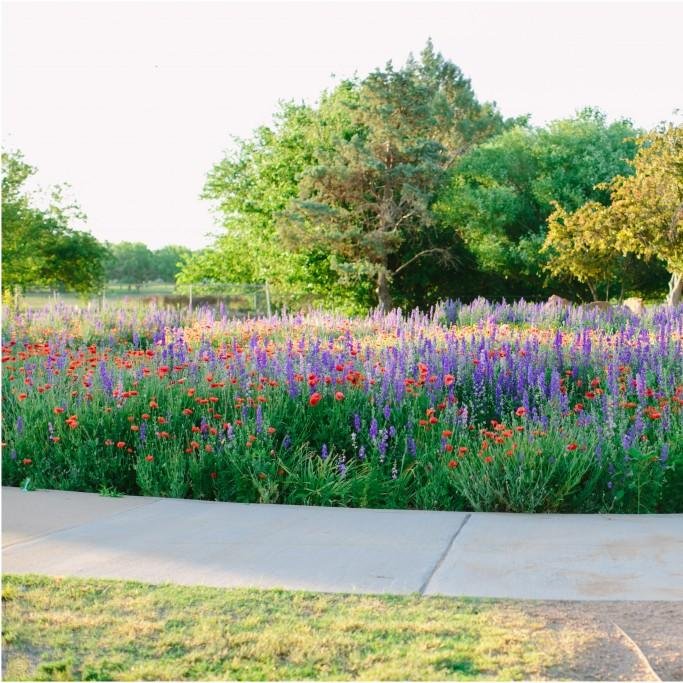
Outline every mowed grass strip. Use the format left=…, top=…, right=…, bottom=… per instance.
left=2, top=574, right=590, bottom=681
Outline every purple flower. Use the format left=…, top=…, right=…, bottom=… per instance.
left=358, top=445, right=366, bottom=461
left=16, top=416, right=24, bottom=434
left=369, top=418, right=378, bottom=441
left=320, top=443, right=328, bottom=460
left=282, top=434, right=292, bottom=450
left=383, top=404, right=391, bottom=421
left=660, top=444, right=669, bottom=464
left=353, top=414, right=362, bottom=432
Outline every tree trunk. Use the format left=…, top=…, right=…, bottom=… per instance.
left=587, top=282, right=598, bottom=302
left=667, top=272, right=683, bottom=306
left=376, top=269, right=393, bottom=311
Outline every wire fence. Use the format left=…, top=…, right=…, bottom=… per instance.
left=9, top=282, right=273, bottom=317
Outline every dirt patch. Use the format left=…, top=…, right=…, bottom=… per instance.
left=518, top=600, right=683, bottom=681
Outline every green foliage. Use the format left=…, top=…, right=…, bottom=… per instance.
left=435, top=109, right=649, bottom=301
left=543, top=122, right=683, bottom=305
left=279, top=42, right=510, bottom=310
left=105, top=242, right=155, bottom=288
left=2, top=150, right=107, bottom=295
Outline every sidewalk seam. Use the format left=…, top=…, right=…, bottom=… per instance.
left=418, top=513, right=471, bottom=595
left=2, top=498, right=165, bottom=551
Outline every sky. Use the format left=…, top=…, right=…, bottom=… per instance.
left=2, top=1, right=682, bottom=250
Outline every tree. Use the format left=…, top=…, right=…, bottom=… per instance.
left=189, top=99, right=368, bottom=310
left=151, top=245, right=192, bottom=282
left=609, top=123, right=683, bottom=305
left=2, top=150, right=107, bottom=295
left=544, top=201, right=635, bottom=300
left=279, top=42, right=509, bottom=310
left=105, top=242, right=154, bottom=289
left=543, top=122, right=683, bottom=305
left=435, top=109, right=642, bottom=300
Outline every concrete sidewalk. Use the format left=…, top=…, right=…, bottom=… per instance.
left=2, top=487, right=682, bottom=600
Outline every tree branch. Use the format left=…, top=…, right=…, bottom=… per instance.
left=392, top=247, right=452, bottom=275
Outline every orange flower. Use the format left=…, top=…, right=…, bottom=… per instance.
left=458, top=446, right=468, bottom=455
left=149, top=400, right=159, bottom=409
left=22, top=458, right=32, bottom=465
left=53, top=407, right=65, bottom=414
left=442, top=430, right=453, bottom=438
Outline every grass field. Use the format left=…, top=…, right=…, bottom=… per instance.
left=0, top=574, right=597, bottom=681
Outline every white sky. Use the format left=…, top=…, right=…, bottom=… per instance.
left=2, top=1, right=682, bottom=250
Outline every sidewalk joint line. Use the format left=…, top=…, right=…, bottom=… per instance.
left=418, top=513, right=471, bottom=595
left=2, top=497, right=165, bottom=551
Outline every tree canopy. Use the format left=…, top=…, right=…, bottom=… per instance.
left=2, top=150, right=107, bottom=295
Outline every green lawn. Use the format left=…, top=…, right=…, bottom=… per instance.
left=1, top=574, right=593, bottom=681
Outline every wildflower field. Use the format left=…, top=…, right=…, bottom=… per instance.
left=2, top=299, right=682, bottom=513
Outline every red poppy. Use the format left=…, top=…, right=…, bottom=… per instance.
left=309, top=392, right=322, bottom=407
left=444, top=374, right=455, bottom=386
left=53, top=407, right=65, bottom=414
left=334, top=391, right=345, bottom=401
left=22, top=458, right=32, bottom=465
left=210, top=471, right=217, bottom=479
left=515, top=407, right=526, bottom=417
left=442, top=430, right=453, bottom=438
left=448, top=459, right=458, bottom=469
left=145, top=454, right=154, bottom=462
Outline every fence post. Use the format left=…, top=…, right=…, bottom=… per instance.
left=188, top=284, right=193, bottom=313
left=265, top=281, right=271, bottom=317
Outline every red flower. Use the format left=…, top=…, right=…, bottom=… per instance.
left=210, top=471, right=217, bottom=479
left=444, top=374, right=455, bottom=386
left=585, top=391, right=596, bottom=399
left=428, top=416, right=438, bottom=424
left=448, top=459, right=458, bottom=469
left=149, top=400, right=159, bottom=409
left=442, top=430, right=453, bottom=438
left=573, top=403, right=584, bottom=413
left=53, top=407, right=65, bottom=414
left=18, top=393, right=27, bottom=401
left=309, top=392, right=322, bottom=407
left=334, top=391, right=345, bottom=401
left=566, top=443, right=578, bottom=451
left=22, top=458, right=32, bottom=465
left=458, top=446, right=468, bottom=455
left=515, top=407, right=526, bottom=417
left=484, top=456, right=493, bottom=463
left=116, top=441, right=126, bottom=449
left=444, top=443, right=454, bottom=453
left=145, top=454, right=154, bottom=462
left=182, top=408, right=193, bottom=416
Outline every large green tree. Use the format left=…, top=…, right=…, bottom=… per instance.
left=279, top=42, right=509, bottom=309
left=2, top=150, right=107, bottom=295
left=435, top=109, right=647, bottom=300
